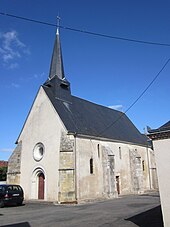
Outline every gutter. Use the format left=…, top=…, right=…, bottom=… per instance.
left=68, top=132, right=149, bottom=148
left=148, top=129, right=170, bottom=134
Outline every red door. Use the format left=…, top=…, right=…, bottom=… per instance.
left=38, top=173, right=45, bottom=199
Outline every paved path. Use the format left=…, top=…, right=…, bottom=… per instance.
left=0, top=192, right=163, bottom=227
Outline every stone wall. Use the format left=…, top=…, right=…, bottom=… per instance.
left=58, top=132, right=76, bottom=203
left=101, top=146, right=116, bottom=198
left=7, top=141, right=22, bottom=184
left=148, top=148, right=159, bottom=189
left=129, top=149, right=144, bottom=194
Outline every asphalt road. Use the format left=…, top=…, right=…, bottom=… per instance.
left=0, top=192, right=163, bottom=227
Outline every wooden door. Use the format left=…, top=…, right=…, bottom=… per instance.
left=38, top=173, right=45, bottom=199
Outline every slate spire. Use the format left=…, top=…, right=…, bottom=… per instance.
left=44, top=20, right=71, bottom=103
left=48, top=24, right=65, bottom=80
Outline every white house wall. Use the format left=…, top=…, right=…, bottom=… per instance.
left=18, top=87, right=66, bottom=201
left=153, top=138, right=170, bottom=227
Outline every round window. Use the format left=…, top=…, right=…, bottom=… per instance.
left=33, top=143, right=45, bottom=161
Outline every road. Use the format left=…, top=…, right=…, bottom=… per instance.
left=0, top=192, right=163, bottom=227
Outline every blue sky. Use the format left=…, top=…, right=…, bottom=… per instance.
left=0, top=0, right=170, bottom=160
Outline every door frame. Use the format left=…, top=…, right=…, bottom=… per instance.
left=31, top=167, right=46, bottom=200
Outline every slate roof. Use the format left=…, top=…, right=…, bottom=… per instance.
left=148, top=121, right=170, bottom=133
left=15, top=29, right=151, bottom=147
left=159, top=121, right=170, bottom=130
left=41, top=30, right=149, bottom=147
left=43, top=83, right=148, bottom=146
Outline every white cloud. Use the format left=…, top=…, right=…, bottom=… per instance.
left=0, top=148, right=13, bottom=152
left=0, top=30, right=30, bottom=68
left=3, top=30, right=25, bottom=49
left=108, top=105, right=123, bottom=111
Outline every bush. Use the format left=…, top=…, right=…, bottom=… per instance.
left=0, top=166, right=8, bottom=181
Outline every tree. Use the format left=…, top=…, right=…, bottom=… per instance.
left=0, top=166, right=7, bottom=181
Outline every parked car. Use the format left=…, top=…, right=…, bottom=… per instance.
left=0, top=184, right=24, bottom=208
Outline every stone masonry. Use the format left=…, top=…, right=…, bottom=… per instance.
left=58, top=132, right=76, bottom=203
left=7, top=141, right=22, bottom=184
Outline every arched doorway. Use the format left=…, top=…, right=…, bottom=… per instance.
left=31, top=167, right=46, bottom=200
left=38, top=172, right=45, bottom=199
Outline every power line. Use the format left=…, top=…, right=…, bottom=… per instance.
left=1, top=11, right=170, bottom=47
left=97, top=58, right=170, bottom=137
left=1, top=12, right=169, bottom=135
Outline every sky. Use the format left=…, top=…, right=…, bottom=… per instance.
left=0, top=0, right=170, bottom=161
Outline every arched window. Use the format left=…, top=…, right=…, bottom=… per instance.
left=90, top=158, right=94, bottom=174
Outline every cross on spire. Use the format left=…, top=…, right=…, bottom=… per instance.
left=48, top=15, right=65, bottom=80
left=56, top=15, right=61, bottom=34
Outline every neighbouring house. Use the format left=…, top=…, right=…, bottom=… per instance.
left=148, top=121, right=170, bottom=227
left=0, top=161, right=8, bottom=168
left=7, top=28, right=158, bottom=203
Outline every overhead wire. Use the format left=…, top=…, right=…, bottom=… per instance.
left=1, top=11, right=170, bottom=47
left=97, top=58, right=170, bottom=137
left=1, top=11, right=170, bottom=136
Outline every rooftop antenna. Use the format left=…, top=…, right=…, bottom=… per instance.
left=56, top=15, right=61, bottom=34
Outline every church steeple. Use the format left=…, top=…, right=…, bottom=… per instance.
left=48, top=27, right=65, bottom=80
left=44, top=18, right=71, bottom=103
left=48, top=16, right=67, bottom=80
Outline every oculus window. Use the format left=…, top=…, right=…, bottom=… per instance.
left=33, top=143, right=45, bottom=162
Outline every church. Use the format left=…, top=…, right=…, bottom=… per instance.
left=7, top=28, right=158, bottom=203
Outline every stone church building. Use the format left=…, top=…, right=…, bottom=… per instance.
left=7, top=29, right=157, bottom=203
